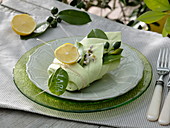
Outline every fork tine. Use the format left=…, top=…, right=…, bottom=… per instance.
left=157, top=49, right=169, bottom=68
left=161, top=48, right=165, bottom=68
left=157, top=49, right=162, bottom=68
left=168, top=49, right=170, bottom=68
left=164, top=48, right=169, bottom=68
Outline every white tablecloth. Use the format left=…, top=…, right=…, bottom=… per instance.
left=1, top=0, right=170, bottom=127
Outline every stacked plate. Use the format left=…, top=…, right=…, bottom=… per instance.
left=13, top=37, right=152, bottom=113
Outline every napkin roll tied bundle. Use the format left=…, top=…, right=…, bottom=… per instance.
left=48, top=32, right=121, bottom=91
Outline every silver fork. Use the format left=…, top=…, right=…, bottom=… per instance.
left=147, top=49, right=169, bottom=121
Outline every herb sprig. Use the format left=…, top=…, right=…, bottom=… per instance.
left=103, top=41, right=123, bottom=64
left=21, top=7, right=92, bottom=40
left=87, top=29, right=123, bottom=64
left=77, top=44, right=96, bottom=66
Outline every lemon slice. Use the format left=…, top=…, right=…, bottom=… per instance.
left=11, top=14, right=36, bottom=36
left=54, top=43, right=79, bottom=64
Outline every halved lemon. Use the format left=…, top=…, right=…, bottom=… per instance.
left=54, top=43, right=79, bottom=64
left=11, top=14, right=36, bottom=36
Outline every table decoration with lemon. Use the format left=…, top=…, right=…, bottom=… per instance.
left=11, top=6, right=147, bottom=104
left=11, top=7, right=92, bottom=39
left=24, top=28, right=145, bottom=101
left=47, top=29, right=123, bottom=95
left=11, top=14, right=36, bottom=36
left=12, top=27, right=150, bottom=111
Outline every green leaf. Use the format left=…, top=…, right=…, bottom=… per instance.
left=75, top=42, right=85, bottom=66
left=164, top=17, right=170, bottom=33
left=144, top=0, right=170, bottom=11
left=87, top=29, right=108, bottom=39
left=103, top=54, right=122, bottom=64
left=75, top=42, right=84, bottom=57
left=70, top=0, right=78, bottom=6
left=162, top=26, right=168, bottom=37
left=58, top=9, right=91, bottom=25
left=76, top=1, right=86, bottom=9
left=109, top=48, right=123, bottom=55
left=20, top=22, right=49, bottom=40
left=137, top=11, right=166, bottom=24
left=48, top=67, right=69, bottom=96
left=48, top=73, right=54, bottom=87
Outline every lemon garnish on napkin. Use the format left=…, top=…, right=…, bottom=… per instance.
left=54, top=43, right=80, bottom=64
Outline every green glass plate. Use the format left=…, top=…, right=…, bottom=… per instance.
left=13, top=37, right=152, bottom=113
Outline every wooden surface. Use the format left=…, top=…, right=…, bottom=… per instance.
left=0, top=109, right=112, bottom=128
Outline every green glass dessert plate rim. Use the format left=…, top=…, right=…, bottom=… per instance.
left=13, top=37, right=152, bottom=113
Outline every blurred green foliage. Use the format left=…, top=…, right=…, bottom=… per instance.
left=137, top=0, right=170, bottom=37
left=57, top=0, right=149, bottom=28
